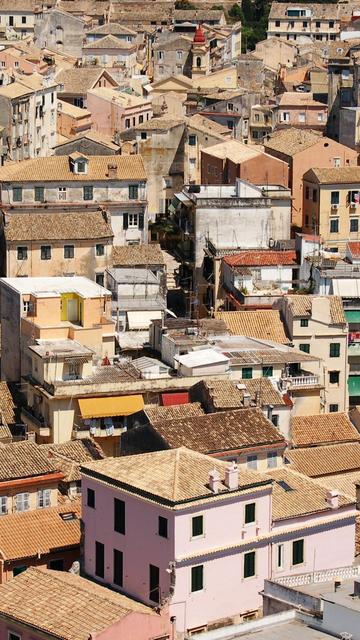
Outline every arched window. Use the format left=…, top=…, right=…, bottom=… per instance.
left=196, top=56, right=201, bottom=68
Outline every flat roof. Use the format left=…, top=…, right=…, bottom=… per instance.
left=174, top=348, right=229, bottom=367
left=0, top=276, right=111, bottom=298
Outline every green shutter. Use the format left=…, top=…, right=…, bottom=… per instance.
left=292, top=539, right=304, bottom=565
left=191, top=565, right=203, bottom=592
left=192, top=515, right=203, bottom=537
left=244, top=551, right=255, bottom=578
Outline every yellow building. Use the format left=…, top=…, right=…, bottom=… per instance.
left=303, top=167, right=360, bottom=253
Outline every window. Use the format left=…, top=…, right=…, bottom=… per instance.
left=95, top=541, right=104, bottom=578
left=298, top=112, right=305, bottom=123
left=244, top=551, right=256, bottom=578
left=58, top=186, right=66, bottom=200
left=113, top=548, right=123, bottom=586
left=242, top=367, right=253, bottom=379
left=157, top=50, right=164, bottom=60
left=245, top=502, right=256, bottom=524
left=292, top=539, right=304, bottom=565
left=87, top=488, right=95, bottom=509
left=348, top=190, right=359, bottom=205
left=315, top=21, right=321, bottom=28
left=176, top=50, right=183, bottom=59
left=247, top=455, right=257, bottom=470
left=49, top=558, right=64, bottom=570
left=96, top=244, right=105, bottom=256
left=64, top=244, right=74, bottom=259
left=114, top=498, right=125, bottom=534
left=299, top=343, right=310, bottom=353
left=149, top=564, right=160, bottom=602
left=303, top=20, right=308, bottom=27
left=329, top=20, right=334, bottom=27
left=271, top=415, right=279, bottom=427
left=0, top=496, right=7, bottom=515
left=15, top=492, right=29, bottom=512
left=13, top=187, right=22, bottom=202
left=37, top=489, right=51, bottom=508
left=158, top=516, right=168, bottom=538
left=305, top=186, right=310, bottom=199
left=262, top=366, right=273, bottom=377
left=125, top=118, right=130, bottom=129
left=83, top=185, right=93, bottom=201
left=267, top=451, right=278, bottom=468
left=22, top=16, right=26, bottom=24
left=129, top=184, right=139, bottom=199
left=17, top=246, right=27, bottom=261
left=330, top=403, right=339, bottom=412
left=329, top=371, right=339, bottom=384
left=41, top=245, right=51, bottom=260
left=139, top=115, right=144, bottom=124
left=312, top=189, right=317, bottom=203
left=191, top=565, right=203, bottom=592
left=95, top=273, right=104, bottom=287
left=277, top=543, right=284, bottom=569
left=330, top=343, right=340, bottom=358
left=333, top=157, right=340, bottom=168
left=317, top=112, right=324, bottom=122
left=281, top=111, right=290, bottom=123
left=9, top=16, right=14, bottom=26
left=275, top=20, right=280, bottom=26
left=188, top=134, right=197, bottom=146
left=34, top=186, right=44, bottom=202
left=300, top=318, right=309, bottom=327
left=331, top=191, right=339, bottom=205
left=330, top=218, right=339, bottom=233
left=128, top=213, right=138, bottom=228
left=350, top=218, right=359, bottom=233
left=141, top=131, right=147, bottom=140
left=12, top=567, right=27, bottom=578
left=192, top=515, right=203, bottom=537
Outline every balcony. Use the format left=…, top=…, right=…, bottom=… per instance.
left=287, top=374, right=319, bottom=387
left=21, top=406, right=51, bottom=437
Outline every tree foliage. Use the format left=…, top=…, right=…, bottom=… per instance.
left=175, top=0, right=196, bottom=8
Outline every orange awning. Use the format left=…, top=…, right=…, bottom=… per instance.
left=78, top=396, right=144, bottom=419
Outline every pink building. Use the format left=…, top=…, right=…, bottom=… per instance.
left=277, top=92, right=328, bottom=130
left=81, top=447, right=357, bottom=635
left=87, top=87, right=153, bottom=137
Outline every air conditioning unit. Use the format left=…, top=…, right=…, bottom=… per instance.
left=331, top=203, right=339, bottom=210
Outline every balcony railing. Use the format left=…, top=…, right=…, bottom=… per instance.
left=275, top=565, right=360, bottom=588
left=286, top=374, right=320, bottom=387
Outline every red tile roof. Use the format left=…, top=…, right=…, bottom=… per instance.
left=223, top=250, right=297, bottom=267
left=347, top=242, right=360, bottom=259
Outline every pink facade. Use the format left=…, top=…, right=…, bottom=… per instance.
left=86, top=91, right=153, bottom=137
left=82, top=469, right=357, bottom=635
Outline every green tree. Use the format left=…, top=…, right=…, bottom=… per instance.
left=241, top=0, right=255, bottom=23
left=175, top=0, right=196, bottom=8
left=228, top=3, right=243, bottom=21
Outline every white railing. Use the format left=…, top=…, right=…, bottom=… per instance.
left=288, top=375, right=319, bottom=387
left=275, top=565, right=360, bottom=587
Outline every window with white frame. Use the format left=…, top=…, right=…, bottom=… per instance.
left=267, top=451, right=278, bottom=468
left=247, top=455, right=258, bottom=470
left=277, top=543, right=284, bottom=569
left=58, top=186, right=66, bottom=200
left=23, top=300, right=30, bottom=314
left=0, top=495, right=7, bottom=515
left=157, top=50, right=164, bottom=60
left=15, top=492, right=30, bottom=512
left=128, top=213, right=138, bottom=228
left=298, top=112, right=305, bottom=123
left=176, top=50, right=183, bottom=59
left=37, top=488, right=51, bottom=508
left=281, top=111, right=290, bottom=122
left=8, top=632, right=22, bottom=640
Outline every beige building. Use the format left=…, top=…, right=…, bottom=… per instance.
left=0, top=74, right=58, bottom=162
left=253, top=37, right=298, bottom=71
left=279, top=295, right=348, bottom=413
left=0, top=0, right=37, bottom=38
left=57, top=100, right=92, bottom=139
left=2, top=211, right=113, bottom=282
left=82, top=35, right=137, bottom=75
left=152, top=33, right=193, bottom=82
left=267, top=3, right=341, bottom=42
left=264, top=128, right=358, bottom=229
left=302, top=167, right=360, bottom=252
left=0, top=153, right=148, bottom=247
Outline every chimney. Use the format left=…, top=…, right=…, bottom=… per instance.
left=243, top=392, right=251, bottom=408
left=224, top=461, right=239, bottom=491
left=326, top=489, right=339, bottom=509
left=209, top=468, right=221, bottom=494
left=107, top=163, right=118, bottom=178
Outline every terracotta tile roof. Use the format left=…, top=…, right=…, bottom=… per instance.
left=264, top=128, right=324, bottom=156
left=148, top=408, right=286, bottom=454
left=145, top=402, right=204, bottom=423
left=133, top=116, right=185, bottom=131
left=224, top=250, right=297, bottom=267
left=83, top=34, right=136, bottom=49
left=0, top=566, right=155, bottom=640
left=278, top=92, right=327, bottom=108
left=0, top=500, right=80, bottom=561
left=0, top=382, right=16, bottom=424
left=188, top=113, right=231, bottom=137
left=285, top=443, right=360, bottom=477
left=198, top=379, right=244, bottom=410
left=267, top=467, right=353, bottom=521
left=112, top=243, right=164, bottom=267
left=0, top=424, right=11, bottom=441
left=269, top=3, right=338, bottom=20
left=316, top=470, right=360, bottom=501
left=41, top=439, right=105, bottom=483
left=292, top=413, right=360, bottom=447
left=81, top=447, right=272, bottom=505
left=238, top=378, right=287, bottom=406
left=285, top=294, right=346, bottom=325
left=56, top=67, right=118, bottom=95
left=5, top=211, right=114, bottom=242
left=87, top=23, right=137, bottom=36
left=347, top=241, right=360, bottom=259
left=305, top=166, right=360, bottom=184
left=0, top=154, right=146, bottom=182
left=215, top=310, right=289, bottom=344
left=0, top=441, right=58, bottom=482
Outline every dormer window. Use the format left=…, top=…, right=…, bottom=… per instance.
left=69, top=153, right=89, bottom=175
